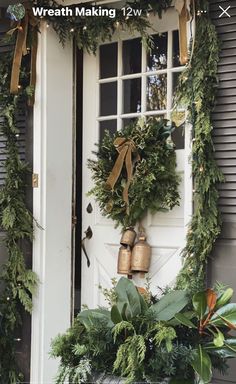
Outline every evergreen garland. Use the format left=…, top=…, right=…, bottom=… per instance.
left=0, top=49, right=38, bottom=382
left=34, top=0, right=173, bottom=53
left=175, top=0, right=224, bottom=291
left=0, top=0, right=225, bottom=380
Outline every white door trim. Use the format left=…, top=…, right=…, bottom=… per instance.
left=31, top=22, right=73, bottom=383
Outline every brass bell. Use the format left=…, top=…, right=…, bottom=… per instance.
left=120, top=227, right=136, bottom=247
left=131, top=233, right=151, bottom=274
left=117, top=245, right=132, bottom=275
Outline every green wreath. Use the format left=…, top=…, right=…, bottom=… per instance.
left=88, top=117, right=180, bottom=228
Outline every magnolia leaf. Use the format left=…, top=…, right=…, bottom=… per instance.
left=151, top=290, right=189, bottom=321
left=174, top=313, right=197, bottom=328
left=115, top=277, right=142, bottom=318
left=78, top=308, right=113, bottom=329
left=191, top=345, right=212, bottom=383
left=205, top=338, right=236, bottom=358
left=215, top=288, right=233, bottom=310
left=213, top=329, right=225, bottom=347
left=192, top=291, right=207, bottom=318
left=111, top=304, right=122, bottom=324
left=210, top=303, right=236, bottom=327
left=206, top=289, right=217, bottom=311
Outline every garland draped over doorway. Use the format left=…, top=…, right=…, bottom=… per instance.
left=0, top=0, right=223, bottom=381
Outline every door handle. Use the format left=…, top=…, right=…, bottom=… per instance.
left=81, top=226, right=93, bottom=267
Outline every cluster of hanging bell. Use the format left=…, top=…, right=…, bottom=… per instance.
left=117, top=226, right=151, bottom=277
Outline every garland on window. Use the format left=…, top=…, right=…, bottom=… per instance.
left=175, top=0, right=224, bottom=291
left=0, top=50, right=38, bottom=382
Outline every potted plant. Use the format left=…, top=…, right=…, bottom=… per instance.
left=51, top=278, right=236, bottom=383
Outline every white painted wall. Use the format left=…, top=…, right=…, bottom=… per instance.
left=31, top=22, right=73, bottom=383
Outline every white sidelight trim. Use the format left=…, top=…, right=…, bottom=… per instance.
left=31, top=22, right=73, bottom=383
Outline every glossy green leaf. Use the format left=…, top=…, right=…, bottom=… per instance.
left=111, top=304, right=122, bottom=324
left=150, top=290, right=189, bottom=321
left=115, top=277, right=142, bottom=318
left=192, top=291, right=207, bottom=319
left=210, top=303, right=236, bottom=327
left=78, top=308, right=113, bottom=328
left=215, top=288, right=234, bottom=310
left=191, top=345, right=212, bottom=383
left=213, top=329, right=224, bottom=347
left=175, top=313, right=197, bottom=328
left=205, top=338, right=236, bottom=358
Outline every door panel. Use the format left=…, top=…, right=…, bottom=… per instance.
left=81, top=9, right=190, bottom=307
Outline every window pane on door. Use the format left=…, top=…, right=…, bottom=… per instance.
left=100, top=43, right=118, bottom=79
left=123, top=78, right=141, bottom=113
left=99, top=120, right=117, bottom=143
left=172, top=126, right=185, bottom=149
left=100, top=82, right=117, bottom=116
left=147, top=33, right=167, bottom=71
left=146, top=74, right=167, bottom=110
left=123, top=38, right=142, bottom=75
left=173, top=31, right=181, bottom=67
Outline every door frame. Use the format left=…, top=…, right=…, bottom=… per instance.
left=31, top=22, right=73, bottom=382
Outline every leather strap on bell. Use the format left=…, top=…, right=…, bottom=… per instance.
left=105, top=137, right=140, bottom=213
left=175, top=0, right=190, bottom=65
left=10, top=3, right=39, bottom=104
left=10, top=14, right=28, bottom=94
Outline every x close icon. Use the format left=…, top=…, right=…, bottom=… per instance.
left=219, top=5, right=231, bottom=18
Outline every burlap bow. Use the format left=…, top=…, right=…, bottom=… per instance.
left=175, top=0, right=191, bottom=65
left=8, top=4, right=39, bottom=106
left=105, top=137, right=140, bottom=214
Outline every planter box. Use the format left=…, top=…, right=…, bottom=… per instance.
left=90, top=374, right=170, bottom=383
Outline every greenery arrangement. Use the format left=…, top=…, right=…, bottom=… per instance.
left=35, top=0, right=172, bottom=53
left=0, top=0, right=226, bottom=381
left=52, top=277, right=236, bottom=384
left=0, top=50, right=38, bottom=381
left=88, top=118, right=180, bottom=228
left=175, top=1, right=224, bottom=291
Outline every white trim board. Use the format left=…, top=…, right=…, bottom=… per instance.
left=31, top=22, right=73, bottom=383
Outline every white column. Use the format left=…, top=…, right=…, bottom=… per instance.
left=31, top=22, right=73, bottom=383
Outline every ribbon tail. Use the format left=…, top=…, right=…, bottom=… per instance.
left=10, top=17, right=28, bottom=94
left=28, top=27, right=38, bottom=107
left=123, top=146, right=133, bottom=214
left=179, top=2, right=189, bottom=65
left=105, top=146, right=128, bottom=190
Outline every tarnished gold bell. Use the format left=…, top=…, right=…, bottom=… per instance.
left=117, top=245, right=132, bottom=275
left=131, top=233, right=151, bottom=273
left=120, top=227, right=136, bottom=247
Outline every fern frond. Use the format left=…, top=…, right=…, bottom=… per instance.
left=112, top=321, right=135, bottom=342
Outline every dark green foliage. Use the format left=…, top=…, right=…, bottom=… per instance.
left=175, top=2, right=224, bottom=292
left=52, top=278, right=236, bottom=384
left=88, top=118, right=180, bottom=228
left=0, top=49, right=38, bottom=381
left=35, top=0, right=154, bottom=53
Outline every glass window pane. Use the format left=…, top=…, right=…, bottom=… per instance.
left=147, top=33, right=167, bottom=71
left=172, top=126, right=185, bottom=149
left=123, top=38, right=141, bottom=75
left=146, top=74, right=167, bottom=111
left=122, top=117, right=137, bottom=128
left=100, top=43, right=117, bottom=79
left=100, top=82, right=117, bottom=116
left=99, top=120, right=117, bottom=143
left=123, top=78, right=141, bottom=114
left=173, top=30, right=181, bottom=67
left=172, top=72, right=181, bottom=107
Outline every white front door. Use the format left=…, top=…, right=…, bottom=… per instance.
left=81, top=8, right=192, bottom=308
